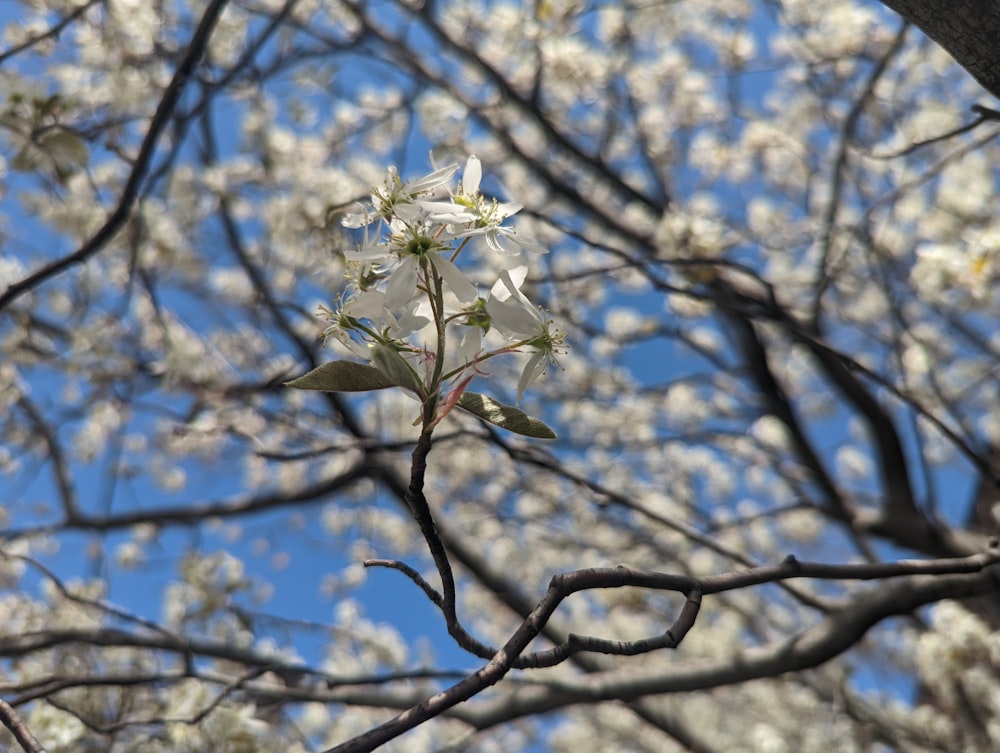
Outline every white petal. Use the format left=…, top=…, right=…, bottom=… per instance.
left=486, top=296, right=542, bottom=338
left=386, top=256, right=418, bottom=309
left=328, top=328, right=372, bottom=360
left=405, top=163, right=458, bottom=194
left=491, top=268, right=528, bottom=302
left=517, top=351, right=547, bottom=401
left=432, top=255, right=478, bottom=303
left=415, top=200, right=478, bottom=223
left=485, top=228, right=508, bottom=255
left=457, top=327, right=482, bottom=364
left=392, top=309, right=431, bottom=338
left=463, top=155, right=482, bottom=195
left=341, top=206, right=373, bottom=228
left=496, top=201, right=522, bottom=217
left=342, top=289, right=387, bottom=320
left=344, top=244, right=391, bottom=262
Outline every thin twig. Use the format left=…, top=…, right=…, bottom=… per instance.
left=874, top=103, right=1000, bottom=159
left=363, top=559, right=444, bottom=607
left=0, top=0, right=100, bottom=65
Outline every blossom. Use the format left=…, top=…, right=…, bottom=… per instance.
left=319, top=156, right=563, bottom=409
left=486, top=268, right=565, bottom=400
left=341, top=163, right=460, bottom=229
left=448, top=156, right=536, bottom=257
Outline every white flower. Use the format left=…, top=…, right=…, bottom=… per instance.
left=342, top=163, right=459, bottom=228
left=319, top=155, right=564, bottom=406
left=486, top=268, right=564, bottom=400
left=385, top=253, right=421, bottom=309
left=448, top=155, right=533, bottom=257
left=456, top=325, right=483, bottom=365
left=395, top=199, right=476, bottom=225
left=486, top=267, right=540, bottom=336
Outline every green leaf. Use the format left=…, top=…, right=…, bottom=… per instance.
left=285, top=360, right=399, bottom=392
left=457, top=392, right=557, bottom=439
left=371, top=344, right=425, bottom=396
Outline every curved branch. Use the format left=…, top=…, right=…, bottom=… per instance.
left=326, top=550, right=1000, bottom=752
left=723, top=313, right=852, bottom=523
left=399, top=432, right=497, bottom=658
left=458, top=559, right=1000, bottom=728
left=812, top=22, right=909, bottom=321
left=709, top=278, right=955, bottom=554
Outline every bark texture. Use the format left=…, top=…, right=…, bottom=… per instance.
left=881, top=0, right=1000, bottom=98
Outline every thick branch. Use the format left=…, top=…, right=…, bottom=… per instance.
left=879, top=0, right=1000, bottom=99
left=724, top=315, right=851, bottom=521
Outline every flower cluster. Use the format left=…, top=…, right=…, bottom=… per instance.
left=318, top=156, right=564, bottom=429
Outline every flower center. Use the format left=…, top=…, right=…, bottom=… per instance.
left=406, top=235, right=435, bottom=257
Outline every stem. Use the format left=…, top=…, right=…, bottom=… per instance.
left=449, top=236, right=471, bottom=262
left=404, top=429, right=495, bottom=656
left=406, top=433, right=455, bottom=622
left=426, top=262, right=449, bottom=397
left=438, top=341, right=531, bottom=383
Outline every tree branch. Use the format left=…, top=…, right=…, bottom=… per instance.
left=0, top=0, right=232, bottom=311
left=0, top=698, right=48, bottom=753
left=399, top=432, right=497, bottom=658
left=879, top=0, right=1000, bottom=99
left=325, top=549, right=1000, bottom=752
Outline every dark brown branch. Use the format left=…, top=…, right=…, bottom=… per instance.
left=812, top=22, right=909, bottom=321
left=456, top=559, right=1000, bottom=730
left=723, top=314, right=853, bottom=522
left=411, top=1, right=663, bottom=213
left=401, top=431, right=496, bottom=658
left=0, top=461, right=372, bottom=539
left=363, top=559, right=444, bottom=608
left=198, top=104, right=368, bottom=440
left=710, top=279, right=943, bottom=552
left=326, top=550, right=1000, bottom=752
left=338, top=0, right=662, bottom=253
left=8, top=672, right=187, bottom=706
left=15, top=395, right=82, bottom=523
left=875, top=104, right=1000, bottom=158
left=490, top=431, right=833, bottom=611
left=516, top=587, right=703, bottom=668
left=798, top=335, right=926, bottom=528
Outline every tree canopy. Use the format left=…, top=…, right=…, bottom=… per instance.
left=2, top=0, right=1000, bottom=752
